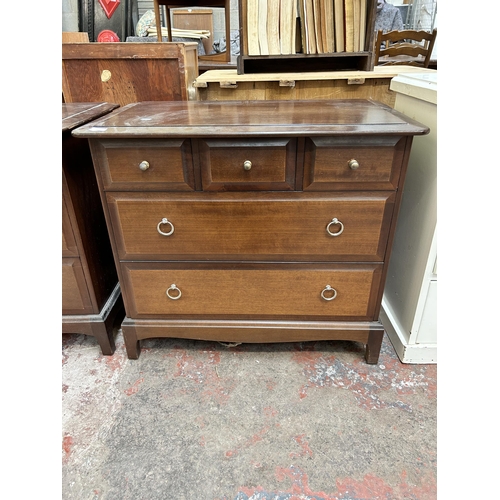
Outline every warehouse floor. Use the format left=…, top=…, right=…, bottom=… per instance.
left=62, top=329, right=437, bottom=500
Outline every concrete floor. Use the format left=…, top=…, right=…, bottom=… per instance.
left=62, top=329, right=437, bottom=499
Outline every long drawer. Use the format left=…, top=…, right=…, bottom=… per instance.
left=121, top=262, right=383, bottom=320
left=107, top=192, right=395, bottom=261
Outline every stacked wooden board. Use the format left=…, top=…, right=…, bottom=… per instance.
left=238, top=0, right=376, bottom=74
left=146, top=27, right=211, bottom=40
left=246, top=0, right=297, bottom=55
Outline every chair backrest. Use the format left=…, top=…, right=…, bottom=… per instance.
left=374, top=28, right=437, bottom=68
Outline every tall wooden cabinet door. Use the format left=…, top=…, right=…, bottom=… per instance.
left=62, top=258, right=94, bottom=315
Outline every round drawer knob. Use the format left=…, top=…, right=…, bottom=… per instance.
left=166, top=284, right=182, bottom=300
left=243, top=160, right=252, bottom=171
left=139, top=160, right=150, bottom=171
left=321, top=285, right=337, bottom=301
left=326, top=218, right=344, bottom=237
left=348, top=159, right=360, bottom=170
left=157, top=218, right=174, bottom=236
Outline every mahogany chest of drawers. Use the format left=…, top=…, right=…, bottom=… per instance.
left=73, top=100, right=428, bottom=363
left=62, top=102, right=124, bottom=354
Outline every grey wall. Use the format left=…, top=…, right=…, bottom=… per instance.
left=62, top=0, right=80, bottom=31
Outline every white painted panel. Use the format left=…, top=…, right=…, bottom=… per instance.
left=415, top=280, right=437, bottom=345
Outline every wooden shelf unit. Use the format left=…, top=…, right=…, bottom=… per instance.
left=238, top=0, right=377, bottom=74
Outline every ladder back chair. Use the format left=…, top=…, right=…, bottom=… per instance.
left=374, top=28, right=437, bottom=68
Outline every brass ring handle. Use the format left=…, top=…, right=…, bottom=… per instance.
left=157, top=218, right=174, bottom=236
left=326, top=218, right=344, bottom=237
left=243, top=160, right=252, bottom=171
left=166, top=284, right=182, bottom=300
left=321, top=285, right=337, bottom=301
left=348, top=159, right=360, bottom=170
left=139, top=160, right=150, bottom=171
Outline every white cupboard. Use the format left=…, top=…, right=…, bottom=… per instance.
left=380, top=72, right=437, bottom=363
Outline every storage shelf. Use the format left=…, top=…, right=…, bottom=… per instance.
left=237, top=0, right=377, bottom=75
left=238, top=52, right=373, bottom=74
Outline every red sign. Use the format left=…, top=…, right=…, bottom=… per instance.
left=98, top=0, right=120, bottom=19
left=97, top=30, right=120, bottom=42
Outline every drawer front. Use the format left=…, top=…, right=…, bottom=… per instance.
left=121, top=263, right=382, bottom=320
left=107, top=192, right=395, bottom=261
left=303, top=136, right=407, bottom=191
left=62, top=258, right=94, bottom=315
left=199, top=138, right=296, bottom=191
left=92, top=139, right=196, bottom=191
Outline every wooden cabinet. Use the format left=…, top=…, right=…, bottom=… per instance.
left=73, top=100, right=428, bottom=363
left=62, top=102, right=125, bottom=354
left=62, top=42, right=199, bottom=106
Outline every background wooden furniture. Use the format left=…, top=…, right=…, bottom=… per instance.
left=238, top=0, right=377, bottom=74
left=62, top=42, right=198, bottom=106
left=193, top=66, right=437, bottom=107
left=62, top=31, right=89, bottom=43
left=73, top=100, right=428, bottom=364
left=380, top=72, right=437, bottom=363
left=62, top=102, right=125, bottom=355
left=374, top=28, right=437, bottom=68
left=172, top=8, right=214, bottom=56
left=198, top=55, right=237, bottom=73
left=153, top=0, right=231, bottom=61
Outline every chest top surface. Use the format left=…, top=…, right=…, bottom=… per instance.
left=62, top=102, right=119, bottom=133
left=71, top=100, right=429, bottom=138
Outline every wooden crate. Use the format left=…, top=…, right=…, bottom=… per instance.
left=62, top=42, right=199, bottom=106
left=238, top=0, right=376, bottom=74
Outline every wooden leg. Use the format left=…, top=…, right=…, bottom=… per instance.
left=90, top=322, right=115, bottom=355
left=90, top=290, right=124, bottom=355
left=122, top=323, right=141, bottom=359
left=224, top=0, right=231, bottom=62
left=154, top=1, right=163, bottom=42
left=365, top=329, right=384, bottom=364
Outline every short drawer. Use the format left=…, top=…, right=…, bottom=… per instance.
left=121, top=262, right=382, bottom=320
left=90, top=139, right=196, bottom=191
left=106, top=191, right=395, bottom=261
left=303, top=136, right=407, bottom=191
left=198, top=138, right=296, bottom=191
